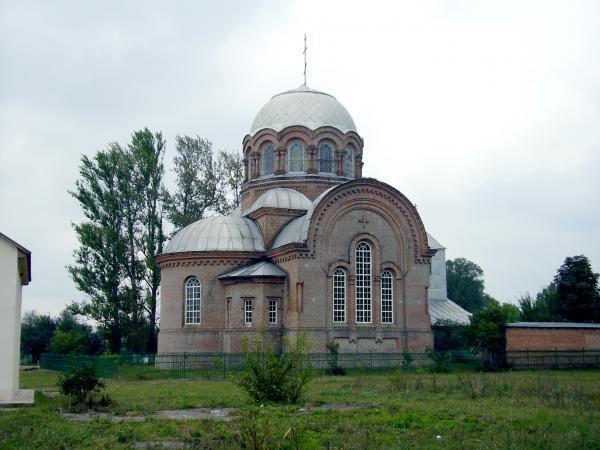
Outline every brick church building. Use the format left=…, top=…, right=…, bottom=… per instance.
left=156, top=84, right=469, bottom=354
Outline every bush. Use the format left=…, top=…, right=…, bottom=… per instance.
left=58, top=364, right=105, bottom=406
left=325, top=341, right=346, bottom=376
left=427, top=349, right=453, bottom=373
left=238, top=329, right=311, bottom=404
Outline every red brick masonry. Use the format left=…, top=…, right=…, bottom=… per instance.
left=506, top=322, right=600, bottom=350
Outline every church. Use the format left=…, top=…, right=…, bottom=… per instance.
left=156, top=84, right=469, bottom=354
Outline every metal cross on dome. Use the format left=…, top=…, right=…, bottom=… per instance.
left=303, top=33, right=307, bottom=85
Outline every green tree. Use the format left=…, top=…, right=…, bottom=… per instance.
left=446, top=258, right=492, bottom=312
left=129, top=129, right=166, bottom=353
left=49, top=330, right=88, bottom=354
left=20, top=311, right=56, bottom=363
left=68, top=145, right=129, bottom=353
left=553, top=255, right=600, bottom=322
left=219, top=149, right=244, bottom=213
left=468, top=301, right=517, bottom=368
left=518, top=283, right=559, bottom=322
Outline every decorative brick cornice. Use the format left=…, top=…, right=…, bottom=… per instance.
left=157, top=251, right=262, bottom=269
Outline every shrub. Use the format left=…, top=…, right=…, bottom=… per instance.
left=427, top=349, right=453, bottom=373
left=238, top=329, right=311, bottom=404
left=58, top=364, right=105, bottom=406
left=326, top=341, right=346, bottom=376
left=238, top=406, right=276, bottom=450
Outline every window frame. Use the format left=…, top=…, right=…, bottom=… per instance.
left=244, top=298, right=253, bottom=326
left=288, top=141, right=305, bottom=173
left=318, top=142, right=334, bottom=173
left=344, top=147, right=354, bottom=177
left=332, top=268, right=347, bottom=323
left=381, top=270, right=393, bottom=324
left=355, top=241, right=373, bottom=323
left=261, top=143, right=274, bottom=176
left=268, top=298, right=278, bottom=325
left=184, top=277, right=201, bottom=325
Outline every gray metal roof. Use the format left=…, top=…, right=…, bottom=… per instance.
left=249, top=84, right=357, bottom=136
left=243, top=188, right=312, bottom=216
left=429, top=298, right=471, bottom=325
left=271, top=186, right=337, bottom=248
left=218, top=260, right=287, bottom=279
left=427, top=233, right=445, bottom=250
left=163, top=215, right=265, bottom=253
left=507, top=322, right=600, bottom=329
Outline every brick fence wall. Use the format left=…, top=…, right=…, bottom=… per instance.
left=506, top=324, right=600, bottom=351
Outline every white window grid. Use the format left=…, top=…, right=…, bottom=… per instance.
left=319, top=143, right=333, bottom=173
left=262, top=144, right=274, bottom=175
left=185, top=277, right=201, bottom=324
left=333, top=268, right=346, bottom=323
left=244, top=299, right=253, bottom=325
left=288, top=142, right=304, bottom=172
left=381, top=270, right=393, bottom=324
left=268, top=299, right=278, bottom=324
left=356, top=241, right=372, bottom=323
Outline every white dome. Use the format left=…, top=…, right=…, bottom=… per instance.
left=243, top=188, right=312, bottom=216
left=163, top=215, right=265, bottom=253
left=249, top=85, right=357, bottom=136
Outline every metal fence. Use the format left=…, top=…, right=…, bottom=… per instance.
left=40, top=351, right=479, bottom=380
left=506, top=349, right=600, bottom=369
left=40, top=349, right=600, bottom=380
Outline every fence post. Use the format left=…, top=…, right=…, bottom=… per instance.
left=527, top=349, right=530, bottom=369
left=555, top=348, right=558, bottom=369
left=582, top=348, right=585, bottom=367
left=183, top=353, right=187, bottom=378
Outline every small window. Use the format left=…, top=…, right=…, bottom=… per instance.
left=333, top=268, right=346, bottom=323
left=226, top=298, right=232, bottom=327
left=288, top=141, right=304, bottom=172
left=185, top=277, right=201, bottom=324
left=344, top=147, right=354, bottom=177
left=381, top=270, right=393, bottom=324
left=261, top=144, right=274, bottom=175
left=244, top=299, right=253, bottom=325
left=319, top=143, right=333, bottom=173
left=268, top=299, right=278, bottom=324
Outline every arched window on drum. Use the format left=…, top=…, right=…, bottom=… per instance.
left=185, top=277, right=201, bottom=325
left=288, top=141, right=304, bottom=172
left=319, top=143, right=334, bottom=173
left=332, top=268, right=347, bottom=323
left=261, top=143, right=274, bottom=176
left=344, top=147, right=354, bottom=177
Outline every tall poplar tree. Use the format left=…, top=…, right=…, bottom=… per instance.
left=68, top=146, right=128, bottom=353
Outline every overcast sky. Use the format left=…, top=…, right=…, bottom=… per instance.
left=1, top=0, right=599, bottom=317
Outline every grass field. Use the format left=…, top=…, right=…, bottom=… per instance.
left=2, top=368, right=599, bottom=449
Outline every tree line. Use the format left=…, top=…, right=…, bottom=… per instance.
left=66, top=129, right=243, bottom=354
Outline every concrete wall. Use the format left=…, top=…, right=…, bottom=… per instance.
left=428, top=248, right=447, bottom=301
left=0, top=238, right=21, bottom=402
left=506, top=326, right=600, bottom=350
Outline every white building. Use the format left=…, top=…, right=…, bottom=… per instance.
left=0, top=232, right=33, bottom=404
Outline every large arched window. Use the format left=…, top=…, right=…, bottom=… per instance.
left=344, top=147, right=354, bottom=177
left=319, top=143, right=333, bottom=173
left=333, top=268, right=346, bottom=323
left=261, top=144, right=274, bottom=175
left=381, top=270, right=393, bottom=324
left=185, top=277, right=201, bottom=324
left=355, top=241, right=372, bottom=323
left=288, top=141, right=304, bottom=172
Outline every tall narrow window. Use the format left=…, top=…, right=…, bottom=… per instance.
left=319, top=143, right=333, bottom=173
left=244, top=299, right=253, bottom=325
left=333, top=268, right=346, bottom=323
left=381, top=270, right=393, bottom=324
left=261, top=144, right=274, bottom=175
left=355, top=241, right=372, bottom=323
left=288, top=141, right=304, bottom=172
left=226, top=298, right=232, bottom=327
left=185, top=277, right=201, bottom=324
left=344, top=147, right=354, bottom=177
left=268, top=298, right=278, bottom=324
